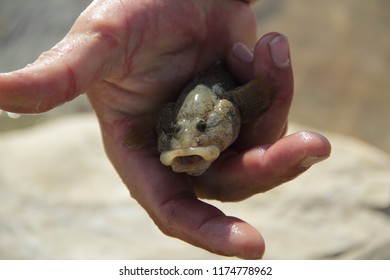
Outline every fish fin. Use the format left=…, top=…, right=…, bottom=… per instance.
left=122, top=113, right=158, bottom=150
left=156, top=103, right=175, bottom=134
left=225, top=72, right=278, bottom=123
left=156, top=103, right=176, bottom=152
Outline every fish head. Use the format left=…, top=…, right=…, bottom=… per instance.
left=157, top=84, right=240, bottom=176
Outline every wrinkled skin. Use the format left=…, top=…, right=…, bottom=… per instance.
left=0, top=0, right=331, bottom=259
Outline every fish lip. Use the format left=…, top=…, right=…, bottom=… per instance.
left=160, top=146, right=220, bottom=175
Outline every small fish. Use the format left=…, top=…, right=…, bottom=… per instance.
left=156, top=62, right=277, bottom=176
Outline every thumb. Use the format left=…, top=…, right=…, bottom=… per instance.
left=0, top=31, right=120, bottom=114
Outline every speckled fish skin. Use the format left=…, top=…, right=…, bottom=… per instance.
left=156, top=62, right=276, bottom=176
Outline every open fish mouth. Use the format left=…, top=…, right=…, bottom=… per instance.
left=160, top=146, right=220, bottom=176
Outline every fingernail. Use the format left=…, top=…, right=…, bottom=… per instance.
left=269, top=35, right=290, bottom=68
left=232, top=42, right=254, bottom=63
left=300, top=155, right=328, bottom=168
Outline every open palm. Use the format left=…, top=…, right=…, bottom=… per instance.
left=0, top=0, right=330, bottom=259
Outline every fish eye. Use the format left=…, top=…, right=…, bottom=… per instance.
left=173, top=124, right=182, bottom=134
left=196, top=120, right=207, bottom=132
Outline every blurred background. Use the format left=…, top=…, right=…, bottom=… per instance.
left=0, top=0, right=92, bottom=128
left=1, top=0, right=389, bottom=260
left=1, top=0, right=389, bottom=152
left=256, top=0, right=390, bottom=153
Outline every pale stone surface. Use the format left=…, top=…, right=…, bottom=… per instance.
left=0, top=114, right=389, bottom=259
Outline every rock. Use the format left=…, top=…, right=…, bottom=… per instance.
left=0, top=114, right=389, bottom=259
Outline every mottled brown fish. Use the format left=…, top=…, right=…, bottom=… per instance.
left=156, top=62, right=277, bottom=176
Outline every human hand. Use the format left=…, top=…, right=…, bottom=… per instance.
left=0, top=0, right=330, bottom=259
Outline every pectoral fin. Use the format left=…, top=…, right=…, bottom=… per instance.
left=156, top=103, right=176, bottom=152
left=122, top=113, right=158, bottom=150
left=225, top=73, right=278, bottom=123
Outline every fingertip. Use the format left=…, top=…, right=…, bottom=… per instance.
left=0, top=67, right=73, bottom=113
left=268, top=34, right=291, bottom=69
left=0, top=29, right=115, bottom=114
left=226, top=32, right=292, bottom=84
left=300, top=155, right=329, bottom=168
left=228, top=219, right=265, bottom=259
left=202, top=131, right=332, bottom=199
left=254, top=32, right=292, bottom=73
left=259, top=131, right=331, bottom=181
left=296, top=131, right=332, bottom=167
left=200, top=216, right=265, bottom=259
left=0, top=71, right=41, bottom=113
left=231, top=42, right=254, bottom=64
left=226, top=42, right=254, bottom=83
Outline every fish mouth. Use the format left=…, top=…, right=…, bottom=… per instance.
left=160, top=146, right=220, bottom=176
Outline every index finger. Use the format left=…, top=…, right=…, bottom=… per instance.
left=0, top=2, right=125, bottom=114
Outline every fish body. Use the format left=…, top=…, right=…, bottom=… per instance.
left=157, top=62, right=276, bottom=176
